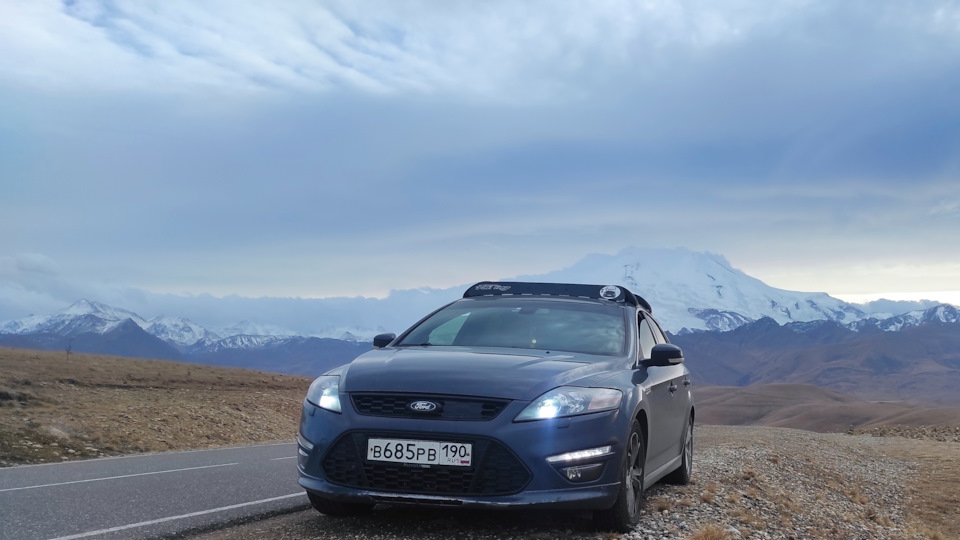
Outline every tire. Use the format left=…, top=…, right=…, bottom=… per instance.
left=594, top=419, right=646, bottom=532
left=307, top=492, right=374, bottom=517
left=664, top=415, right=694, bottom=485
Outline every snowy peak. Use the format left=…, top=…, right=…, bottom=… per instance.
left=851, top=304, right=960, bottom=332
left=924, top=304, right=960, bottom=324
left=217, top=321, right=296, bottom=338
left=0, top=299, right=147, bottom=336
left=58, top=299, right=144, bottom=322
left=1, top=248, right=956, bottom=344
left=0, top=300, right=221, bottom=348
left=204, top=334, right=298, bottom=353
left=146, top=316, right=222, bottom=347
left=521, top=247, right=866, bottom=332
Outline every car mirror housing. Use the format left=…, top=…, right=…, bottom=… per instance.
left=644, top=343, right=684, bottom=367
left=372, top=333, right=396, bottom=349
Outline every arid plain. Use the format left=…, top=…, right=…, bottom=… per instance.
left=2, top=347, right=958, bottom=539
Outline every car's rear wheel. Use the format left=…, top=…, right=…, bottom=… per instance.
left=594, top=419, right=645, bottom=532
left=307, top=492, right=374, bottom=516
left=664, top=414, right=693, bottom=485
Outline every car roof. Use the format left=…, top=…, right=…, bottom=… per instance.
left=463, top=281, right=653, bottom=314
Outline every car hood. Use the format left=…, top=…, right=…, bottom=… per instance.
left=339, top=347, right=621, bottom=400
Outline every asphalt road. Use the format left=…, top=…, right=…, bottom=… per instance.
left=0, top=442, right=309, bottom=540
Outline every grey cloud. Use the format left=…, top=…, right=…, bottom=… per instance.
left=2, top=0, right=959, bottom=310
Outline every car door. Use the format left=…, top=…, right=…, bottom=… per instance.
left=649, top=316, right=690, bottom=465
left=638, top=313, right=678, bottom=475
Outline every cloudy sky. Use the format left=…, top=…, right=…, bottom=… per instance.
left=2, top=0, right=959, bottom=321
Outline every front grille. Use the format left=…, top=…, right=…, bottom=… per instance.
left=322, top=432, right=531, bottom=496
left=351, top=394, right=509, bottom=421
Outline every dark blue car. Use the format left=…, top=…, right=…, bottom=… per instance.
left=297, top=282, right=694, bottom=531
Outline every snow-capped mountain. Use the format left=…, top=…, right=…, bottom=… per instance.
left=202, top=334, right=292, bottom=353
left=217, top=321, right=296, bottom=338
left=0, top=299, right=147, bottom=336
left=0, top=299, right=218, bottom=350
left=1, top=248, right=955, bottom=347
left=517, top=247, right=866, bottom=331
left=2, top=247, right=959, bottom=388
left=849, top=304, right=960, bottom=332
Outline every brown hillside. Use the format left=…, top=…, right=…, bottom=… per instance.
left=697, top=384, right=960, bottom=434
left=674, top=322, right=960, bottom=406
left=0, top=347, right=311, bottom=467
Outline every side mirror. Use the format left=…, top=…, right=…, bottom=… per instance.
left=372, top=333, right=396, bottom=349
left=644, top=343, right=684, bottom=367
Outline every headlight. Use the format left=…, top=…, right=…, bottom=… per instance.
left=305, top=376, right=342, bottom=413
left=514, top=387, right=622, bottom=421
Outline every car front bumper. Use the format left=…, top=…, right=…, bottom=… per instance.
left=296, top=399, right=629, bottom=510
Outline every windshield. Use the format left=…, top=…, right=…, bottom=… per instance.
left=397, top=298, right=627, bottom=356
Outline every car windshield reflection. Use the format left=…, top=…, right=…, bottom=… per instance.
left=397, top=299, right=627, bottom=356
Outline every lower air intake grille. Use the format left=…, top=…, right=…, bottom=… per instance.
left=322, top=432, right=530, bottom=496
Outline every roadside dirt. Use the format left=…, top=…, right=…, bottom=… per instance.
left=0, top=347, right=310, bottom=466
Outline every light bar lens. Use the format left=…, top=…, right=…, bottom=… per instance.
left=547, top=445, right=613, bottom=463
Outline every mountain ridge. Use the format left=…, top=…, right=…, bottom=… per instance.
left=1, top=247, right=958, bottom=400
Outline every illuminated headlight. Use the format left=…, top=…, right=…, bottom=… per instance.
left=305, top=376, right=342, bottom=413
left=514, top=387, right=622, bottom=421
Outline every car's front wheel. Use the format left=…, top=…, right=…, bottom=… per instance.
left=594, top=419, right=645, bottom=532
left=307, top=492, right=374, bottom=517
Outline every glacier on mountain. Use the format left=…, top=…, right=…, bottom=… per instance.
left=515, top=247, right=866, bottom=332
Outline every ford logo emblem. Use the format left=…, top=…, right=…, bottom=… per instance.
left=408, top=400, right=439, bottom=412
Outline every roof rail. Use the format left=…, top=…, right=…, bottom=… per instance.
left=463, top=281, right=653, bottom=313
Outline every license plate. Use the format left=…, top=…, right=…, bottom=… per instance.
left=366, top=438, right=472, bottom=467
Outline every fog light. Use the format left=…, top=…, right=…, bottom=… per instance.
left=561, top=463, right=604, bottom=483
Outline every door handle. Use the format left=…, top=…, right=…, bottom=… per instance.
left=669, top=384, right=678, bottom=393
left=683, top=380, right=691, bottom=387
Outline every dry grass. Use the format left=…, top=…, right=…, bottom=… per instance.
left=650, top=497, right=672, bottom=513
left=687, top=523, right=729, bottom=540
left=0, top=347, right=311, bottom=466
left=865, top=507, right=893, bottom=527
left=844, top=487, right=869, bottom=505
left=878, top=437, right=960, bottom=540
left=694, top=384, right=960, bottom=431
left=730, top=509, right=766, bottom=530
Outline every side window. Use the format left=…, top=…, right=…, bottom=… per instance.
left=637, top=316, right=657, bottom=360
left=648, top=316, right=668, bottom=344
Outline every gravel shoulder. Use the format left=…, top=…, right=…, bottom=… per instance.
left=187, top=425, right=957, bottom=540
